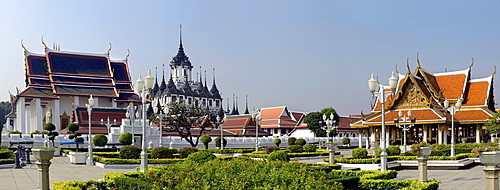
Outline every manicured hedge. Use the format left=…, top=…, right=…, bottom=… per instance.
left=92, top=155, right=185, bottom=164
left=359, top=179, right=439, bottom=190
left=0, top=149, right=14, bottom=159
left=0, top=159, right=15, bottom=164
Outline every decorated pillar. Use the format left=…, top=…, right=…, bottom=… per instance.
left=35, top=98, right=42, bottom=132
left=476, top=125, right=481, bottom=143
left=16, top=97, right=26, bottom=133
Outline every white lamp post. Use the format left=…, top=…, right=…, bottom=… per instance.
left=86, top=95, right=95, bottom=166
left=216, top=114, right=227, bottom=150
left=394, top=110, right=416, bottom=153
left=153, top=102, right=164, bottom=147
left=368, top=72, right=398, bottom=171
left=135, top=71, right=154, bottom=172
left=444, top=98, right=462, bottom=157
left=252, top=110, right=262, bottom=152
left=101, top=117, right=113, bottom=135
left=321, top=113, right=337, bottom=143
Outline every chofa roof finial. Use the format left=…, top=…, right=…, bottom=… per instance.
left=108, top=43, right=112, bottom=55
left=406, top=58, right=411, bottom=73
left=20, top=39, right=26, bottom=52
left=416, top=52, right=421, bottom=68
left=41, top=36, right=47, bottom=49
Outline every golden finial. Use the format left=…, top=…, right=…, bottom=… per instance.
left=41, top=36, right=47, bottom=49
left=20, top=39, right=26, bottom=52
left=395, top=65, right=399, bottom=74
left=126, top=49, right=130, bottom=62
left=406, top=58, right=411, bottom=73
left=416, top=52, right=421, bottom=68
left=108, top=43, right=112, bottom=54
left=493, top=65, right=497, bottom=79
left=469, top=57, right=474, bottom=70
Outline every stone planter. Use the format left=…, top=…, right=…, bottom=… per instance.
left=480, top=151, right=500, bottom=167
left=417, top=147, right=433, bottom=157
left=32, top=149, right=55, bottom=161
left=68, top=152, right=87, bottom=164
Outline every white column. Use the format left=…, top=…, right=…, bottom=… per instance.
left=54, top=99, right=60, bottom=130
left=438, top=129, right=443, bottom=145
left=16, top=97, right=26, bottom=133
left=112, top=98, right=117, bottom=108
left=358, top=130, right=362, bottom=148
left=25, top=106, right=30, bottom=134
left=35, top=98, right=42, bottom=132
left=73, top=96, right=79, bottom=107
left=386, top=131, right=390, bottom=148
left=476, top=125, right=481, bottom=143
left=94, top=97, right=99, bottom=107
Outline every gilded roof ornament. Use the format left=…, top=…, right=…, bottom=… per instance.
left=492, top=65, right=496, bottom=79
left=108, top=43, right=112, bottom=55
left=41, top=36, right=47, bottom=49
left=395, top=64, right=399, bottom=74
left=126, top=49, right=130, bottom=62
left=406, top=58, right=411, bottom=74
left=20, top=39, right=26, bottom=52
left=469, top=57, right=474, bottom=70
left=416, top=52, right=421, bottom=68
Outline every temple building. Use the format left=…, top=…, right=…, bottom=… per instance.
left=150, top=29, right=222, bottom=112
left=351, top=58, right=496, bottom=146
left=6, top=39, right=139, bottom=134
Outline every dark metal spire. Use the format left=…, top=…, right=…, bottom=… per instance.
left=244, top=95, right=249, bottom=114
left=160, top=64, right=167, bottom=92
left=152, top=67, right=159, bottom=96
left=235, top=96, right=239, bottom=115
left=210, top=68, right=221, bottom=99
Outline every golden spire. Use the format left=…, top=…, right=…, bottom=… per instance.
left=41, top=36, right=47, bottom=49
left=20, top=39, right=26, bottom=52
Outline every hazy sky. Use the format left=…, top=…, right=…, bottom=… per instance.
left=1, top=1, right=500, bottom=116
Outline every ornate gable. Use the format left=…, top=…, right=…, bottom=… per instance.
left=389, top=74, right=432, bottom=109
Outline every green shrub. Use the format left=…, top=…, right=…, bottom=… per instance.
left=342, top=137, right=350, bottom=145
left=215, top=137, right=227, bottom=148
left=267, top=150, right=290, bottom=162
left=186, top=151, right=216, bottom=163
left=288, top=145, right=303, bottom=153
left=8, top=130, right=22, bottom=137
left=93, top=134, right=108, bottom=146
left=274, top=138, right=281, bottom=147
left=352, top=148, right=368, bottom=159
left=288, top=137, right=296, bottom=145
left=265, top=146, right=280, bottom=154
left=179, top=147, right=198, bottom=158
left=0, top=149, right=14, bottom=159
left=387, top=146, right=401, bottom=156
left=44, top=123, right=59, bottom=147
left=67, top=123, right=83, bottom=152
left=119, top=145, right=141, bottom=159
left=119, top=132, right=133, bottom=145
left=331, top=175, right=360, bottom=190
left=304, top=144, right=318, bottom=152
left=115, top=177, right=152, bottom=190
left=200, top=135, right=212, bottom=149
left=151, top=147, right=175, bottom=159
left=294, top=138, right=306, bottom=146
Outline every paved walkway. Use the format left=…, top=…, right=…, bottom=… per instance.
left=0, top=156, right=135, bottom=190
left=0, top=150, right=491, bottom=190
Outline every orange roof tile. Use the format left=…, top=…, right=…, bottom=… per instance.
left=454, top=109, right=493, bottom=122
left=260, top=106, right=286, bottom=119
left=463, top=81, right=489, bottom=106
left=435, top=74, right=466, bottom=99
left=365, top=109, right=445, bottom=125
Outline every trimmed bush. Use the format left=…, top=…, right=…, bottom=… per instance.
left=0, top=149, right=14, bottom=159
left=288, top=137, right=296, bottom=145
left=268, top=150, right=290, bottom=162
left=274, top=138, right=282, bottom=147
left=288, top=145, right=303, bottom=153
left=186, top=151, right=216, bottom=163
left=119, top=132, right=133, bottom=145
left=200, top=135, right=212, bottom=149
left=119, top=145, right=141, bottom=159
left=93, top=134, right=108, bottom=146
left=151, top=147, right=175, bottom=159
left=352, top=148, right=368, bottom=159
left=294, top=138, right=306, bottom=146
left=304, top=144, right=318, bottom=152
left=179, top=147, right=198, bottom=158
left=44, top=123, right=59, bottom=147
left=215, top=137, right=227, bottom=148
left=265, top=146, right=280, bottom=154
left=342, top=137, right=350, bottom=145
left=67, top=123, right=84, bottom=152
left=387, top=146, right=401, bottom=156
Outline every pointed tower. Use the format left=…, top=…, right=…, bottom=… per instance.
left=152, top=67, right=160, bottom=97
left=244, top=95, right=249, bottom=114
left=231, top=94, right=236, bottom=115
left=210, top=68, right=221, bottom=99
left=235, top=96, right=240, bottom=115
left=159, top=64, right=167, bottom=93
left=170, top=24, right=193, bottom=87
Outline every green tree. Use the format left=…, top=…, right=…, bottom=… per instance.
left=162, top=102, right=213, bottom=147
left=303, top=107, right=340, bottom=137
left=119, top=132, right=133, bottom=145
left=44, top=123, right=59, bottom=147
left=0, top=101, right=11, bottom=126
left=67, top=123, right=84, bottom=152
left=200, top=135, right=212, bottom=149
left=485, top=112, right=500, bottom=136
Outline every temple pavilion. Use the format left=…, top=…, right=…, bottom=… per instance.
left=351, top=58, right=496, bottom=146
left=6, top=39, right=139, bottom=134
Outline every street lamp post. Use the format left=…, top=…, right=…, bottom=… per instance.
left=101, top=117, right=113, bottom=135
left=368, top=72, right=398, bottom=171
left=216, top=114, right=227, bottom=150
left=86, top=95, right=95, bottom=166
left=153, top=102, right=164, bottom=147
left=394, top=111, right=416, bottom=153
left=252, top=110, right=262, bottom=152
left=444, top=98, right=462, bottom=157
left=135, top=71, right=154, bottom=172
left=322, top=113, right=337, bottom=165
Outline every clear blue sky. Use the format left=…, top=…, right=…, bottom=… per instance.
left=1, top=1, right=500, bottom=115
